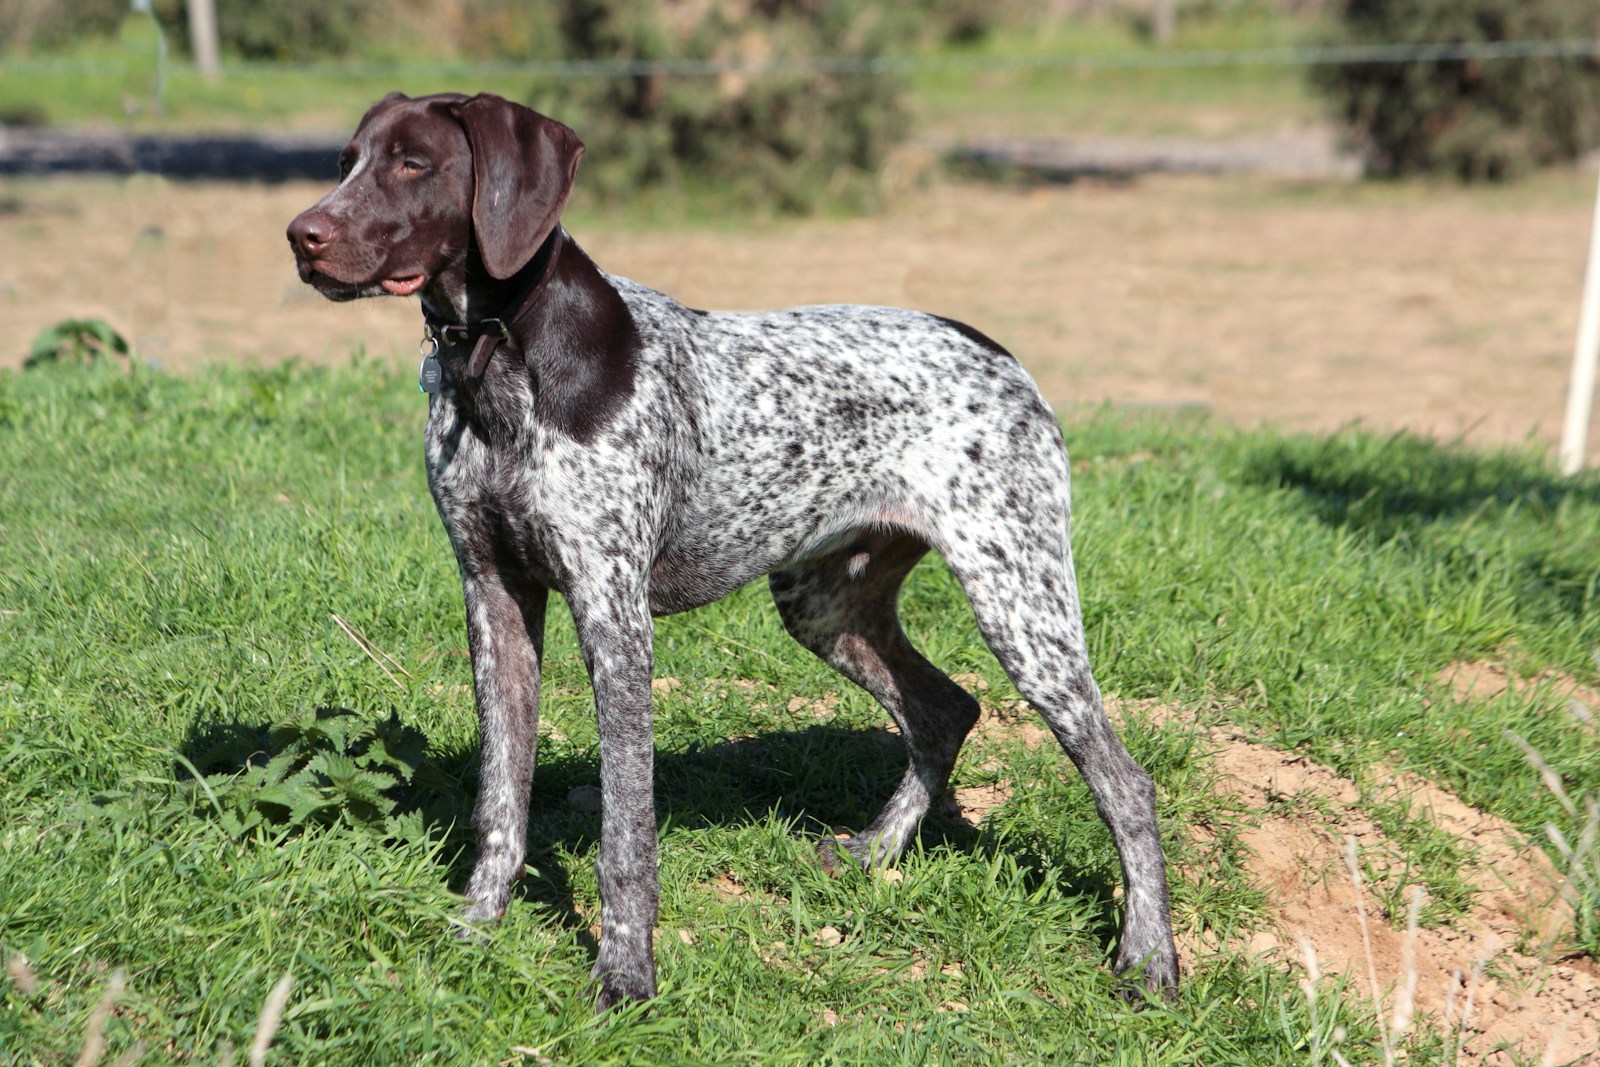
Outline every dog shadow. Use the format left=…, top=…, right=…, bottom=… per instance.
left=177, top=712, right=1119, bottom=960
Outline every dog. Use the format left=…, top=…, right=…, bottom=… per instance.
left=287, top=92, right=1177, bottom=1010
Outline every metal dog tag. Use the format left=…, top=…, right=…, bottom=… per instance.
left=418, top=352, right=441, bottom=394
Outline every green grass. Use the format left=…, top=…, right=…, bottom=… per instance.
left=2, top=358, right=1596, bottom=1064
left=907, top=12, right=1322, bottom=143
left=0, top=10, right=1324, bottom=141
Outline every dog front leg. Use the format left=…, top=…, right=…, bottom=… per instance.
left=460, top=572, right=548, bottom=924
left=570, top=589, right=658, bottom=1010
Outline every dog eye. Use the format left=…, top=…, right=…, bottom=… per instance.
left=338, top=153, right=355, bottom=178
left=400, top=159, right=429, bottom=175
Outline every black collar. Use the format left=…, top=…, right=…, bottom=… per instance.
left=422, top=228, right=566, bottom=379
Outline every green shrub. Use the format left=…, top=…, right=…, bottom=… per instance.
left=174, top=706, right=458, bottom=838
left=26, top=318, right=131, bottom=369
left=0, top=0, right=124, bottom=54
left=152, top=0, right=382, bottom=62
left=519, top=0, right=915, bottom=213
left=1313, top=0, right=1600, bottom=180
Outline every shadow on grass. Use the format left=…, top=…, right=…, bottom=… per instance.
left=177, top=711, right=1120, bottom=958
left=1240, top=429, right=1600, bottom=618
left=1242, top=430, right=1597, bottom=537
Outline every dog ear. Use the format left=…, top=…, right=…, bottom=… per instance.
left=454, top=94, right=585, bottom=280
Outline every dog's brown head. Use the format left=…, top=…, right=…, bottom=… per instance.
left=286, top=92, right=584, bottom=313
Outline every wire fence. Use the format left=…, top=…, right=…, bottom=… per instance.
left=3, top=36, right=1598, bottom=81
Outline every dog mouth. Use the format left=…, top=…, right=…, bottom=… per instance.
left=296, top=261, right=427, bottom=301
left=381, top=274, right=427, bottom=297
left=299, top=266, right=368, bottom=301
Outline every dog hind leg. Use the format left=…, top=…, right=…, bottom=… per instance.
left=941, top=527, right=1179, bottom=994
left=769, top=533, right=981, bottom=869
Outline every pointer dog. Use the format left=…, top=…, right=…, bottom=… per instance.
left=288, top=92, right=1177, bottom=1009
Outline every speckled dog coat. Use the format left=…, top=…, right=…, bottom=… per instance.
left=288, top=91, right=1177, bottom=1010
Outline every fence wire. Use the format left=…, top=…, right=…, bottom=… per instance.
left=3, top=37, right=1599, bottom=81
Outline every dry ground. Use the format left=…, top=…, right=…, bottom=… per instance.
left=3, top=170, right=1597, bottom=458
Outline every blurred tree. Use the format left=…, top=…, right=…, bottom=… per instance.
left=1314, top=0, right=1600, bottom=180
left=511, top=0, right=917, bottom=213
left=152, top=0, right=381, bottom=61
left=0, top=0, right=125, bottom=53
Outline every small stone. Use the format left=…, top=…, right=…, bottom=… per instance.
left=813, top=925, right=844, bottom=948
left=566, top=785, right=603, bottom=813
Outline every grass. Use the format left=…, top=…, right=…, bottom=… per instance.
left=906, top=11, right=1322, bottom=143
left=0, top=11, right=1324, bottom=142
left=1, top=357, right=1596, bottom=1064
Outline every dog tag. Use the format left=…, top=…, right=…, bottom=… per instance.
left=418, top=353, right=441, bottom=394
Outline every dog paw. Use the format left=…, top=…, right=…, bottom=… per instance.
left=593, top=971, right=656, bottom=1013
left=449, top=900, right=505, bottom=942
left=1113, top=941, right=1180, bottom=1005
left=814, top=835, right=870, bottom=877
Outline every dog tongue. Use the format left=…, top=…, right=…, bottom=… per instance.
left=382, top=275, right=425, bottom=296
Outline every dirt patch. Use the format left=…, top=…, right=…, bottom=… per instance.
left=969, top=697, right=1055, bottom=750
left=957, top=696, right=1597, bottom=1063
left=1194, top=723, right=1596, bottom=1066
left=1439, top=661, right=1599, bottom=728
left=3, top=173, right=1595, bottom=457
left=951, top=780, right=1013, bottom=823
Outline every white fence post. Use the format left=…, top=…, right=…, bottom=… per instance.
left=1560, top=167, right=1600, bottom=475
left=186, top=0, right=221, bottom=80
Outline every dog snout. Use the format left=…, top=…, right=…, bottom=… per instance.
left=287, top=210, right=338, bottom=260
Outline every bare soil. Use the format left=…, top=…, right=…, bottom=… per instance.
left=3, top=171, right=1597, bottom=458
left=962, top=695, right=1600, bottom=1066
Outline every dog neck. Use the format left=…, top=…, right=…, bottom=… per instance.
left=427, top=229, right=641, bottom=445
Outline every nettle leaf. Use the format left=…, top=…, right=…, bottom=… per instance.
left=261, top=749, right=303, bottom=788
left=359, top=727, right=425, bottom=783
left=219, top=806, right=264, bottom=838
left=256, top=765, right=326, bottom=816
left=182, top=708, right=445, bottom=837
left=344, top=769, right=397, bottom=803
left=25, top=317, right=132, bottom=367
left=308, top=751, right=358, bottom=786
left=383, top=810, right=430, bottom=845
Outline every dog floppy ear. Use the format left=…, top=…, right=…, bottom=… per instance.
left=454, top=94, right=585, bottom=280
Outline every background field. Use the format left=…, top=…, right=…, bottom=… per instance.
left=4, top=3, right=1600, bottom=1063
left=2, top=169, right=1596, bottom=450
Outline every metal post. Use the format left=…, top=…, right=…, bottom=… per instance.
left=1559, top=167, right=1600, bottom=475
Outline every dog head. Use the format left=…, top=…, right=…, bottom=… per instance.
left=286, top=92, right=584, bottom=312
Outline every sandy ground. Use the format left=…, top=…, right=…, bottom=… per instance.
left=3, top=171, right=1597, bottom=459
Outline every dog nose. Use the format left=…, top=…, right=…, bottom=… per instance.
left=287, top=210, right=337, bottom=257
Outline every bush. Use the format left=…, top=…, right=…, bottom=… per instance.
left=152, top=0, right=382, bottom=62
left=26, top=318, right=131, bottom=368
left=513, top=0, right=915, bottom=213
left=0, top=0, right=124, bottom=54
left=1314, top=0, right=1600, bottom=180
